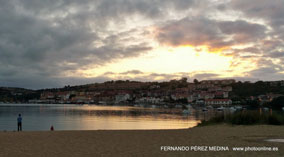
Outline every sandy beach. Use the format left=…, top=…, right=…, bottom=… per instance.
left=0, top=125, right=283, bottom=157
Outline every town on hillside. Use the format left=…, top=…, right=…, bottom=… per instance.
left=1, top=78, right=284, bottom=109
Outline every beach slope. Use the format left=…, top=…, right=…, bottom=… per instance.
left=0, top=125, right=283, bottom=157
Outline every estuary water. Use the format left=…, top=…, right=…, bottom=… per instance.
left=0, top=104, right=201, bottom=131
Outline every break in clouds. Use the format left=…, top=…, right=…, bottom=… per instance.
left=0, top=0, right=283, bottom=89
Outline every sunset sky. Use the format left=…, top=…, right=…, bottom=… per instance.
left=0, top=0, right=284, bottom=89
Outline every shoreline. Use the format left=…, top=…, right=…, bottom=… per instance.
left=0, top=125, right=284, bottom=156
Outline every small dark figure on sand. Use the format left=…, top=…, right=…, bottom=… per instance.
left=17, top=114, right=22, bottom=131
left=50, top=125, right=54, bottom=131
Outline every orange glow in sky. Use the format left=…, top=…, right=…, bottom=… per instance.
left=77, top=44, right=245, bottom=80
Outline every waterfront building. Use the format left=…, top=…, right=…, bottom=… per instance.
left=205, top=99, right=232, bottom=106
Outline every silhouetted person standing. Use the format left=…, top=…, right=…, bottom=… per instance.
left=17, top=114, right=22, bottom=131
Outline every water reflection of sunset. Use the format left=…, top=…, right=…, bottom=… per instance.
left=0, top=104, right=200, bottom=131
left=54, top=105, right=199, bottom=130
left=76, top=115, right=199, bottom=130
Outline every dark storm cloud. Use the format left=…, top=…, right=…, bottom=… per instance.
left=156, top=17, right=267, bottom=51
left=1, top=0, right=284, bottom=89
left=230, top=47, right=262, bottom=55
left=230, top=0, right=284, bottom=28
left=156, top=17, right=229, bottom=49
left=217, top=20, right=267, bottom=44
left=225, top=0, right=284, bottom=79
left=0, top=0, right=199, bottom=88
left=229, top=0, right=284, bottom=48
left=155, top=0, right=284, bottom=81
left=93, top=0, right=197, bottom=19
left=11, top=0, right=196, bottom=22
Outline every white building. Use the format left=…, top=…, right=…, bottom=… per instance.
left=115, top=94, right=131, bottom=103
left=205, top=99, right=232, bottom=106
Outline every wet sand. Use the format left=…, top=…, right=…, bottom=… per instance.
left=0, top=125, right=283, bottom=157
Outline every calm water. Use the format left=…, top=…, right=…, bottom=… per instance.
left=0, top=104, right=201, bottom=131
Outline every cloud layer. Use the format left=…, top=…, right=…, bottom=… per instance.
left=0, top=0, right=283, bottom=89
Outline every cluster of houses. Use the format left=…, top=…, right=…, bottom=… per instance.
left=247, top=93, right=284, bottom=105
left=30, top=79, right=236, bottom=107
left=26, top=79, right=284, bottom=107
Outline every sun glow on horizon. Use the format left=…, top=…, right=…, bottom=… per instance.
left=79, top=45, right=236, bottom=78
